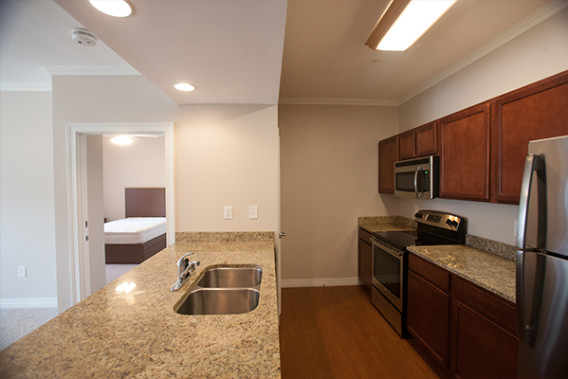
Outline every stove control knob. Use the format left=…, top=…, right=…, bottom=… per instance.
left=446, top=219, right=459, bottom=229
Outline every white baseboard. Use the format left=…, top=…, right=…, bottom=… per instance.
left=281, top=277, right=362, bottom=288
left=0, top=298, right=57, bottom=309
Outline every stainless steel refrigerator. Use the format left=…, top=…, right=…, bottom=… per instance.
left=517, top=135, right=568, bottom=378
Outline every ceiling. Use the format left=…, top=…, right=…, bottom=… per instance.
left=1, top=0, right=564, bottom=105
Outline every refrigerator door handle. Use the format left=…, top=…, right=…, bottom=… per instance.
left=516, top=250, right=547, bottom=346
left=517, top=154, right=546, bottom=250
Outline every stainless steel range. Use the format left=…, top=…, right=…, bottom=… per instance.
left=371, top=210, right=467, bottom=336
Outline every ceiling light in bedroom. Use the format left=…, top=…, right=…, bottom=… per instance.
left=174, top=82, right=196, bottom=92
left=89, top=0, right=133, bottom=18
left=111, top=135, right=134, bottom=146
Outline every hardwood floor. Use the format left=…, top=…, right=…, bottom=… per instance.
left=279, top=286, right=440, bottom=379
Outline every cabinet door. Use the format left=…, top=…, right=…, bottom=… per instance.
left=407, top=270, right=450, bottom=369
left=492, top=71, right=568, bottom=204
left=358, top=239, right=372, bottom=290
left=452, top=300, right=518, bottom=378
left=398, top=129, right=416, bottom=160
left=378, top=136, right=399, bottom=193
left=439, top=103, right=491, bottom=201
left=416, top=121, right=438, bottom=157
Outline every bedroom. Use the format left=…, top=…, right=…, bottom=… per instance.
left=99, top=134, right=166, bottom=286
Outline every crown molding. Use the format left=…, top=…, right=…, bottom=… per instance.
left=0, top=83, right=52, bottom=92
left=397, top=0, right=568, bottom=105
left=44, top=65, right=140, bottom=76
left=279, top=97, right=398, bottom=106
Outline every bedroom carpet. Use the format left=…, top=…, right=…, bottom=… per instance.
left=0, top=308, right=57, bottom=350
left=105, top=264, right=138, bottom=285
left=0, top=265, right=136, bottom=351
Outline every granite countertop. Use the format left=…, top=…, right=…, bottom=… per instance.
left=407, top=245, right=516, bottom=303
left=0, top=232, right=280, bottom=378
left=358, top=216, right=516, bottom=304
left=358, top=216, right=416, bottom=233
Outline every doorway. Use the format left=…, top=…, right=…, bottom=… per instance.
left=66, top=122, right=175, bottom=305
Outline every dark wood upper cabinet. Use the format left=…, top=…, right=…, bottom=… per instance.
left=415, top=121, right=438, bottom=157
left=378, top=136, right=399, bottom=193
left=492, top=71, right=568, bottom=204
left=439, top=103, right=491, bottom=202
left=398, top=129, right=416, bottom=160
left=398, top=122, right=438, bottom=160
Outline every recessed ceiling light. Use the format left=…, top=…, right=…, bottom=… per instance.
left=89, top=0, right=133, bottom=18
left=174, top=83, right=197, bottom=92
left=110, top=135, right=134, bottom=146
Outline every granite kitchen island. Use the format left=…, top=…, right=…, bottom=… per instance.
left=0, top=232, right=280, bottom=378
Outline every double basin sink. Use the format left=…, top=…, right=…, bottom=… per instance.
left=174, top=265, right=262, bottom=315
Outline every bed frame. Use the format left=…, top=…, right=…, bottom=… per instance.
left=105, top=187, right=167, bottom=264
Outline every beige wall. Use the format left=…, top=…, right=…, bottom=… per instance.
left=53, top=76, right=280, bottom=311
left=86, top=135, right=105, bottom=293
left=103, top=136, right=166, bottom=221
left=394, top=9, right=568, bottom=249
left=399, top=7, right=568, bottom=129
left=396, top=7, right=568, bottom=246
left=0, top=91, right=57, bottom=306
left=279, top=104, right=399, bottom=285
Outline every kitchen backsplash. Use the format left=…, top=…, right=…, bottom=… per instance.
left=465, top=234, right=517, bottom=261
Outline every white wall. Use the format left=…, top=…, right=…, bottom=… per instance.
left=103, top=136, right=166, bottom=221
left=52, top=76, right=280, bottom=311
left=0, top=91, right=57, bottom=307
left=279, top=104, right=399, bottom=284
left=396, top=7, right=568, bottom=246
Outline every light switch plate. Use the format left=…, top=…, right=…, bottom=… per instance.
left=249, top=205, right=258, bottom=219
left=224, top=206, right=233, bottom=220
left=18, top=265, right=26, bottom=278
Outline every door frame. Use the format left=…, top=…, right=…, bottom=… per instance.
left=66, top=122, right=175, bottom=304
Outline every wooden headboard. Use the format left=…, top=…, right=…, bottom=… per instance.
left=125, top=188, right=166, bottom=218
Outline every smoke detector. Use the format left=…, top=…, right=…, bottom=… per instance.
left=71, top=27, right=97, bottom=47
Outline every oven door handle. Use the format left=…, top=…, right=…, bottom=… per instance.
left=372, top=238, right=404, bottom=258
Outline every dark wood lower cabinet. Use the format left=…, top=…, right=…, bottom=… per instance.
left=358, top=228, right=373, bottom=290
left=452, top=301, right=518, bottom=378
left=407, top=254, right=518, bottom=378
left=407, top=271, right=450, bottom=369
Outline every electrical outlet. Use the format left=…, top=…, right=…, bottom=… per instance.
left=18, top=265, right=26, bottom=278
left=249, top=205, right=258, bottom=220
left=224, top=206, right=233, bottom=220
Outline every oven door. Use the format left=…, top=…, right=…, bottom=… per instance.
left=372, top=237, right=404, bottom=311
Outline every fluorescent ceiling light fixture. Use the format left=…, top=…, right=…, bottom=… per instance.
left=110, top=135, right=134, bottom=146
left=366, top=0, right=456, bottom=51
left=89, top=0, right=133, bottom=18
left=174, top=82, right=197, bottom=92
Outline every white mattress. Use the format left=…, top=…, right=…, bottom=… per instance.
left=104, top=217, right=166, bottom=244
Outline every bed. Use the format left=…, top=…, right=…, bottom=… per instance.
left=104, top=187, right=167, bottom=264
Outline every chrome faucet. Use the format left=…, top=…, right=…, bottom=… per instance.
left=171, top=252, right=200, bottom=291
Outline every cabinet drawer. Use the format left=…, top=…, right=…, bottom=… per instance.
left=409, top=254, right=450, bottom=293
left=452, top=276, right=517, bottom=335
left=358, top=228, right=373, bottom=244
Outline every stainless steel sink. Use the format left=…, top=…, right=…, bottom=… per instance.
left=197, top=266, right=262, bottom=288
left=175, top=288, right=260, bottom=315
left=174, top=264, right=262, bottom=315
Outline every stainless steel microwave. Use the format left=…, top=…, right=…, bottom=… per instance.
left=394, top=155, right=439, bottom=199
